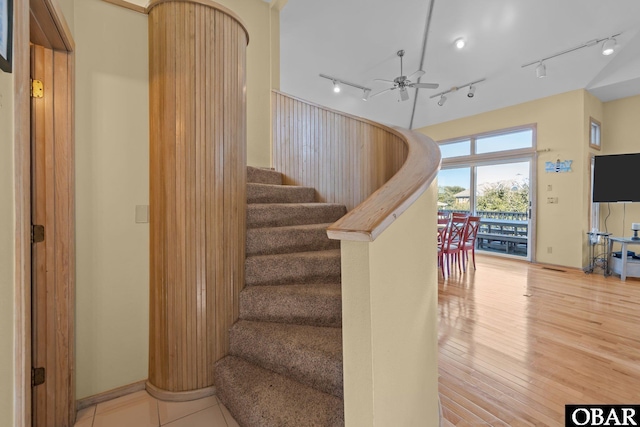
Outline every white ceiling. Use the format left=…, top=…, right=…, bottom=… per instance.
left=280, top=0, right=640, bottom=130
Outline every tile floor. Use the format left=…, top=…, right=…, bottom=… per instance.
left=73, top=390, right=240, bottom=427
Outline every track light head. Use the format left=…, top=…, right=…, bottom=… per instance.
left=467, top=85, right=476, bottom=98
left=602, top=38, right=616, bottom=56
left=333, top=81, right=341, bottom=93
left=536, top=62, right=547, bottom=78
left=362, top=88, right=371, bottom=101
left=437, top=95, right=447, bottom=107
left=454, top=38, right=465, bottom=49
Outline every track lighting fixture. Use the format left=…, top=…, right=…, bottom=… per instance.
left=430, top=78, right=486, bottom=106
left=522, top=31, right=622, bottom=77
left=454, top=38, right=466, bottom=49
left=319, top=74, right=371, bottom=100
left=602, top=38, right=616, bottom=56
left=467, top=85, right=476, bottom=98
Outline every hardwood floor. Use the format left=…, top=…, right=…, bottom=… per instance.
left=438, top=255, right=640, bottom=426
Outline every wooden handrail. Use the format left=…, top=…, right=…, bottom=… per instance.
left=327, top=126, right=441, bottom=242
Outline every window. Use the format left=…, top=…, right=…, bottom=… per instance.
left=436, top=125, right=536, bottom=260
left=590, top=118, right=601, bottom=150
left=439, top=140, right=471, bottom=159
left=476, top=129, right=533, bottom=154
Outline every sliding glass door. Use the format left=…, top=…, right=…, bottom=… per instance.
left=475, top=161, right=530, bottom=258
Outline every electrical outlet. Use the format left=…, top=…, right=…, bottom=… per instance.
left=547, top=246, right=553, bottom=254
left=547, top=197, right=558, bottom=204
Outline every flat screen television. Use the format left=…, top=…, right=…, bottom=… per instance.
left=593, top=153, right=640, bottom=203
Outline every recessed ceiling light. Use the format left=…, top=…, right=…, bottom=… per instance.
left=454, top=38, right=466, bottom=49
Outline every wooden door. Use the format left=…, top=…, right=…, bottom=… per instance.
left=30, top=43, right=75, bottom=427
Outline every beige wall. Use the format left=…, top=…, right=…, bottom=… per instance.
left=73, top=0, right=279, bottom=399
left=419, top=90, right=591, bottom=268
left=341, top=186, right=439, bottom=426
left=214, top=0, right=279, bottom=167
left=0, top=69, right=15, bottom=427
left=75, top=0, right=150, bottom=399
left=600, top=95, right=640, bottom=238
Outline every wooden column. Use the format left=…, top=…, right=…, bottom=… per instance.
left=147, top=0, right=248, bottom=400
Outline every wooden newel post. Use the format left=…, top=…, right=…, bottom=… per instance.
left=147, top=0, right=248, bottom=400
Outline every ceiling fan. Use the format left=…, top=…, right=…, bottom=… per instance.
left=371, top=50, right=439, bottom=101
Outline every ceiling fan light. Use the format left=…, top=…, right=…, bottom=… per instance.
left=437, top=95, right=447, bottom=106
left=333, top=81, right=341, bottom=93
left=399, top=88, right=409, bottom=102
left=467, top=85, right=476, bottom=98
left=602, top=38, right=616, bottom=56
left=536, top=62, right=546, bottom=78
left=454, top=38, right=465, bottom=49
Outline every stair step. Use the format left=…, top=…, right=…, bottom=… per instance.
left=230, top=320, right=343, bottom=398
left=247, top=223, right=339, bottom=256
left=247, top=203, right=347, bottom=229
left=245, top=249, right=341, bottom=286
left=247, top=183, right=315, bottom=204
left=215, top=356, right=344, bottom=427
left=247, top=166, right=282, bottom=185
left=240, top=283, right=342, bottom=327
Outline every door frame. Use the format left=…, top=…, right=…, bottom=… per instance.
left=14, top=0, right=75, bottom=425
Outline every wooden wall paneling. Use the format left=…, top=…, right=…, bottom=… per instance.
left=272, top=91, right=410, bottom=211
left=148, top=0, right=247, bottom=398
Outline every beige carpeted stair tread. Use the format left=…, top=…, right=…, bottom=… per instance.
left=230, top=320, right=343, bottom=398
left=240, top=283, right=342, bottom=327
left=247, top=166, right=282, bottom=185
left=245, top=249, right=341, bottom=286
left=247, top=182, right=315, bottom=204
left=247, top=203, right=346, bottom=228
left=215, top=356, right=344, bottom=427
left=246, top=223, right=339, bottom=256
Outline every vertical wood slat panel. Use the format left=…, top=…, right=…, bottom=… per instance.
left=148, top=0, right=247, bottom=396
left=271, top=91, right=407, bottom=211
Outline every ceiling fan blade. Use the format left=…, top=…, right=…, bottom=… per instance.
left=370, top=87, right=395, bottom=98
left=374, top=78, right=397, bottom=84
left=411, top=82, right=440, bottom=89
left=407, top=70, right=425, bottom=81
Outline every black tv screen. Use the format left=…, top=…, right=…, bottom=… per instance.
left=593, top=153, right=640, bottom=203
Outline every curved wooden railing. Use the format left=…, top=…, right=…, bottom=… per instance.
left=271, top=90, right=441, bottom=242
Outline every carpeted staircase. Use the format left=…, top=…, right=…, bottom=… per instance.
left=215, top=166, right=347, bottom=427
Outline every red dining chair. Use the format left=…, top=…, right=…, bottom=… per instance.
left=461, top=216, right=481, bottom=271
left=439, top=215, right=468, bottom=278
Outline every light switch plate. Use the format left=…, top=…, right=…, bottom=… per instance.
left=135, top=205, right=149, bottom=223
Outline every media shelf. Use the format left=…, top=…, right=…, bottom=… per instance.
left=607, top=236, right=640, bottom=281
